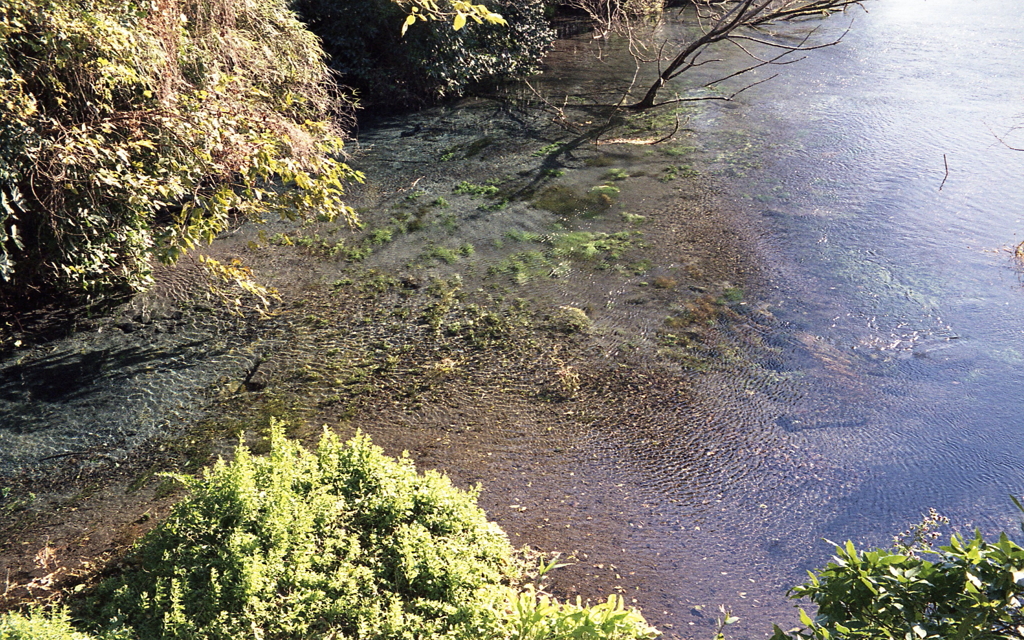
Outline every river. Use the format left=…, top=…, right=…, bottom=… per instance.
left=529, top=0, right=1024, bottom=635
left=732, top=0, right=1024, bottom=544
left=692, top=0, right=1024, bottom=544
left=2, top=1, right=1023, bottom=638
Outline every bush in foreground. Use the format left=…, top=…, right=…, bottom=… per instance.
left=0, top=609, right=95, bottom=640
left=7, top=423, right=657, bottom=640
left=773, top=508, right=1024, bottom=640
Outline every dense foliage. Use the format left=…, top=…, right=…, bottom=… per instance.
left=0, top=609, right=93, bottom=640
left=773, top=520, right=1024, bottom=640
left=292, top=0, right=554, bottom=109
left=85, top=426, right=513, bottom=640
left=0, top=0, right=360, bottom=302
left=1, top=424, right=654, bottom=640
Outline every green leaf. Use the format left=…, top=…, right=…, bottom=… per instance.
left=799, top=608, right=814, bottom=628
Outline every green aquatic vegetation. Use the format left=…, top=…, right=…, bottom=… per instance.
left=625, top=106, right=695, bottom=133
left=505, top=229, right=544, bottom=243
left=665, top=295, right=742, bottom=328
left=590, top=184, right=620, bottom=196
left=368, top=227, right=395, bottom=245
left=549, top=231, right=641, bottom=261
left=532, top=185, right=614, bottom=218
left=303, top=314, right=328, bottom=327
left=624, top=259, right=653, bottom=275
left=356, top=271, right=398, bottom=298
left=453, top=181, right=500, bottom=198
left=549, top=306, right=591, bottom=334
left=722, top=287, right=744, bottom=303
left=267, top=232, right=372, bottom=261
left=549, top=261, right=571, bottom=278
left=481, top=198, right=510, bottom=212
left=603, top=168, right=630, bottom=181
left=443, top=303, right=528, bottom=350
left=424, top=246, right=461, bottom=264
left=422, top=244, right=474, bottom=265
left=488, top=251, right=552, bottom=284
left=491, top=231, right=642, bottom=284
left=531, top=142, right=565, bottom=157
left=423, top=277, right=462, bottom=331
left=542, top=168, right=565, bottom=178
left=439, top=212, right=459, bottom=231
left=345, top=244, right=373, bottom=261
left=621, top=212, right=646, bottom=225
left=660, top=164, right=698, bottom=182
left=390, top=206, right=430, bottom=233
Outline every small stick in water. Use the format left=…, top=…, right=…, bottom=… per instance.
left=939, top=153, right=949, bottom=191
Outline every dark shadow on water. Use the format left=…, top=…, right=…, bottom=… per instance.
left=0, top=336, right=222, bottom=430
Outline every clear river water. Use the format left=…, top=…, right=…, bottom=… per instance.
left=532, top=0, right=1024, bottom=634
left=690, top=0, right=1024, bottom=543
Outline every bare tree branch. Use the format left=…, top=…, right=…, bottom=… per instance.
left=626, top=0, right=863, bottom=110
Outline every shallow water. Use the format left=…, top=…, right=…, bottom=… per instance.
left=528, top=0, right=1024, bottom=634
left=721, top=0, right=1024, bottom=541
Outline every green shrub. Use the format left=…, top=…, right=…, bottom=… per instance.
left=498, top=586, right=659, bottom=640
left=0, top=609, right=96, bottom=640
left=291, top=0, right=553, bottom=109
left=454, top=181, right=502, bottom=197
left=773, top=527, right=1024, bottom=640
left=4, top=427, right=659, bottom=640
left=0, top=0, right=360, bottom=301
left=82, top=423, right=513, bottom=640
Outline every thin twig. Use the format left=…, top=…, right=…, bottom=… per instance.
left=939, top=154, right=949, bottom=191
left=651, top=114, right=682, bottom=144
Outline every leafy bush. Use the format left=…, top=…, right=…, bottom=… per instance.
left=0, top=0, right=360, bottom=302
left=0, top=424, right=659, bottom=640
left=291, top=0, right=554, bottom=109
left=500, top=586, right=659, bottom=640
left=83, top=424, right=512, bottom=640
left=774, top=519, right=1024, bottom=640
left=0, top=609, right=95, bottom=640
left=62, top=423, right=659, bottom=640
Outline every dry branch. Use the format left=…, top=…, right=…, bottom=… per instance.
left=627, top=0, right=864, bottom=110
